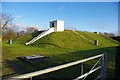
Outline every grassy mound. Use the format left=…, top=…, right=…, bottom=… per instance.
left=14, top=34, right=33, bottom=45
left=2, top=30, right=120, bottom=79
left=28, top=30, right=119, bottom=49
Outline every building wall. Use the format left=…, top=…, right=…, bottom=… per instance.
left=53, top=21, right=57, bottom=31
left=56, top=20, right=64, bottom=32
left=50, top=20, right=64, bottom=32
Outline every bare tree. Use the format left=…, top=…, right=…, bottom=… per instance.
left=3, top=29, right=16, bottom=39
left=0, top=13, right=16, bottom=44
left=0, top=13, right=13, bottom=29
left=109, top=33, right=115, bottom=37
left=0, top=13, right=14, bottom=37
left=3, top=28, right=16, bottom=44
left=103, top=32, right=115, bottom=37
left=26, top=26, right=38, bottom=34
left=18, top=30, right=26, bottom=36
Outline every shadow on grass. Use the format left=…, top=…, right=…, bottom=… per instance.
left=31, top=43, right=62, bottom=48
left=35, top=46, right=116, bottom=80
left=3, top=46, right=117, bottom=80
left=2, top=72, right=16, bottom=78
left=4, top=59, right=26, bottom=74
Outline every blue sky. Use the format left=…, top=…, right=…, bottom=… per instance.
left=2, top=2, right=118, bottom=35
left=2, top=0, right=120, bottom=2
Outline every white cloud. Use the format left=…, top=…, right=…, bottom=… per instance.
left=14, top=23, right=45, bottom=32
left=15, top=23, right=27, bottom=27
left=27, top=25, right=46, bottom=31
left=14, top=15, right=27, bottom=23
left=30, top=25, right=41, bottom=29
left=57, top=6, right=65, bottom=11
left=21, top=20, right=26, bottom=23
left=14, top=23, right=28, bottom=32
left=15, top=15, right=22, bottom=18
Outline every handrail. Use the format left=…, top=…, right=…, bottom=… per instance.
left=27, top=29, right=49, bottom=43
left=10, top=54, right=104, bottom=79
left=26, top=28, right=54, bottom=45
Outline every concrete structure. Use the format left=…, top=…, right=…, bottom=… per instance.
left=94, top=32, right=99, bottom=34
left=26, top=20, right=64, bottom=45
left=50, top=20, right=64, bottom=32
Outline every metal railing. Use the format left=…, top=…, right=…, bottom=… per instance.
left=9, top=53, right=107, bottom=80
left=26, top=27, right=54, bottom=45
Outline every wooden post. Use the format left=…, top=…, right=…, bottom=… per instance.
left=100, top=53, right=107, bottom=80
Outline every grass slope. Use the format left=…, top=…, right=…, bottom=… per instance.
left=2, top=30, right=119, bottom=79
left=30, top=30, right=118, bottom=49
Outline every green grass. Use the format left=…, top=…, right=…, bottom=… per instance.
left=30, top=30, right=118, bottom=49
left=2, top=30, right=120, bottom=79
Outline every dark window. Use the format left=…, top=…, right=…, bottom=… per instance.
left=52, top=22, right=54, bottom=27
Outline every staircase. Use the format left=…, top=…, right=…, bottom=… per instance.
left=26, top=27, right=54, bottom=45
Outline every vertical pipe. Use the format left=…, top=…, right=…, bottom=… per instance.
left=101, top=53, right=107, bottom=80
left=116, top=1, right=120, bottom=80
left=81, top=63, right=83, bottom=75
left=115, top=46, right=120, bottom=80
left=30, top=77, right=32, bottom=80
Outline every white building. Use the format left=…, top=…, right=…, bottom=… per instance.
left=26, top=20, right=64, bottom=45
left=50, top=20, right=64, bottom=32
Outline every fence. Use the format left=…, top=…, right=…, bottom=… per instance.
left=9, top=53, right=107, bottom=80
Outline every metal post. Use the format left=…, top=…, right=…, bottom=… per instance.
left=115, top=46, right=120, bottom=80
left=100, top=53, right=107, bottom=80
left=81, top=63, right=83, bottom=75
left=11, top=54, right=103, bottom=79
left=29, top=77, right=32, bottom=80
left=94, top=40, right=98, bottom=46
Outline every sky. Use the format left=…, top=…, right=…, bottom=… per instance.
left=2, top=2, right=119, bottom=35
left=2, top=0, right=120, bottom=2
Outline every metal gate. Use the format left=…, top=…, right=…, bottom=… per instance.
left=9, top=53, right=107, bottom=80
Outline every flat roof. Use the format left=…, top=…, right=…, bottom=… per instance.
left=50, top=20, right=64, bottom=22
